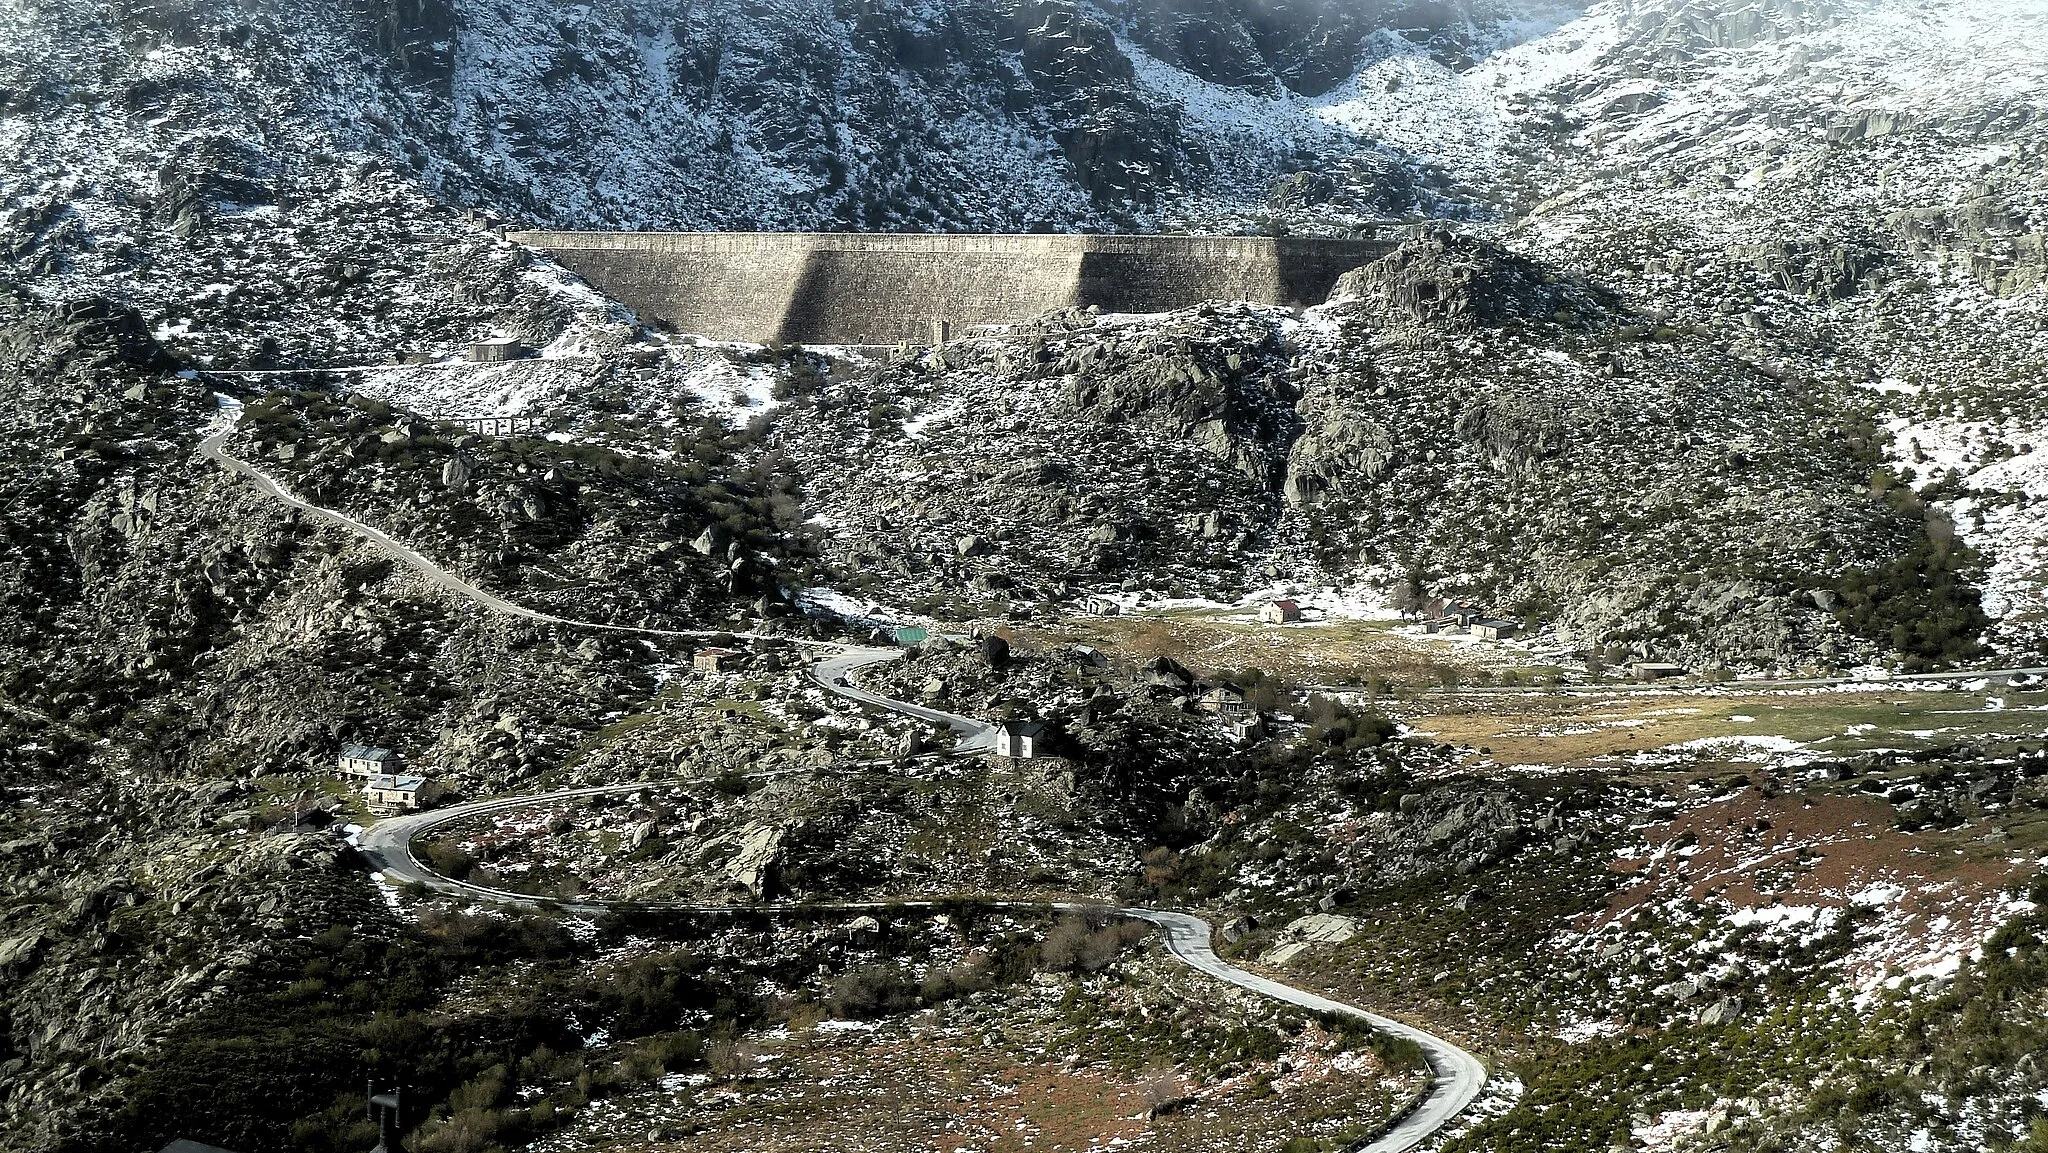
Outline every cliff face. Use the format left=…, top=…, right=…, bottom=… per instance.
left=1108, top=0, right=1505, bottom=92
left=352, top=0, right=459, bottom=79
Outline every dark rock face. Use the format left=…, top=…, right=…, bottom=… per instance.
left=349, top=0, right=458, bottom=80
left=1014, top=3, right=1181, bottom=207
left=1121, top=1, right=1279, bottom=91
left=155, top=137, right=273, bottom=238
left=1107, top=0, right=1502, bottom=94
left=43, top=296, right=175, bottom=373
left=1332, top=232, right=1614, bottom=331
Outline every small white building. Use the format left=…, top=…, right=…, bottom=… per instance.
left=994, top=720, right=1047, bottom=759
left=365, top=773, right=440, bottom=812
left=1083, top=597, right=1122, bottom=617
left=1259, top=599, right=1302, bottom=624
left=338, top=744, right=397, bottom=778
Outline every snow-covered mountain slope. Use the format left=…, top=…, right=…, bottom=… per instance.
left=1205, top=0, right=2048, bottom=662
left=1493, top=0, right=2048, bottom=664
left=5, top=0, right=1597, bottom=237
left=430, top=0, right=1589, bottom=231
left=0, top=0, right=638, bottom=372
left=11, top=6, right=2048, bottom=1153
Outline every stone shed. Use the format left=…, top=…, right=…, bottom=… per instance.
left=693, top=647, right=742, bottom=673
left=466, top=338, right=526, bottom=363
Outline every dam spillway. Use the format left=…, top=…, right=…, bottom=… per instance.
left=506, top=231, right=1397, bottom=346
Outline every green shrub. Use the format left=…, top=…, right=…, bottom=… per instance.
left=828, top=964, right=918, bottom=1018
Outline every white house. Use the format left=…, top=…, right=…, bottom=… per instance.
left=994, top=720, right=1047, bottom=759
left=365, top=773, right=441, bottom=812
left=338, top=744, right=397, bottom=778
left=1259, top=599, right=1302, bottom=624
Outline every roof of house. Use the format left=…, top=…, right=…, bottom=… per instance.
left=1475, top=618, right=1519, bottom=628
left=997, top=719, right=1047, bottom=736
left=368, top=774, right=428, bottom=791
left=162, top=1141, right=244, bottom=1153
left=1269, top=599, right=1300, bottom=611
left=1202, top=684, right=1247, bottom=698
left=695, top=647, right=741, bottom=658
left=340, top=744, right=394, bottom=761
left=472, top=336, right=522, bottom=347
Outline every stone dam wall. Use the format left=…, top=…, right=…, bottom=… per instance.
left=506, top=232, right=1396, bottom=345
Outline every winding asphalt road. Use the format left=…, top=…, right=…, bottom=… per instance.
left=811, top=647, right=998, bottom=754
left=360, top=793, right=1482, bottom=1152
left=1126, top=909, right=1487, bottom=1151
left=208, top=415, right=1484, bottom=1149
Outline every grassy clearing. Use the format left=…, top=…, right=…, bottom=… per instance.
left=1025, top=611, right=1527, bottom=688
left=1410, top=687, right=2048, bottom=767
left=704, top=697, right=779, bottom=723
left=251, top=772, right=369, bottom=826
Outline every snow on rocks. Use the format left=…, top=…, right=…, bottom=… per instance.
left=1888, top=414, right=2048, bottom=656
left=1597, top=787, right=2041, bottom=992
